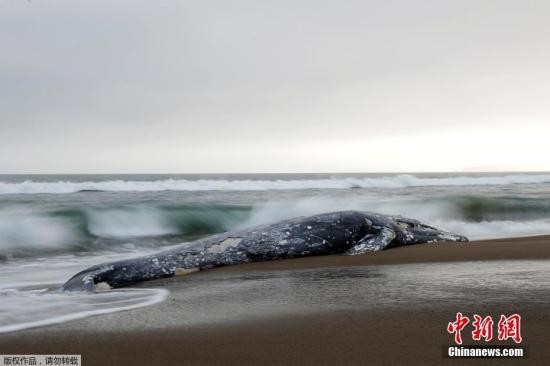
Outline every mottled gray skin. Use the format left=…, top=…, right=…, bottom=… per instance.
left=62, top=211, right=468, bottom=292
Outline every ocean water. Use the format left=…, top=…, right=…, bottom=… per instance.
left=1, top=172, right=550, bottom=332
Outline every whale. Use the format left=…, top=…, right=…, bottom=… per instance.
left=62, top=211, right=468, bottom=292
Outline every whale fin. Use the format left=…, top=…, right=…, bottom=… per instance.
left=344, top=227, right=396, bottom=255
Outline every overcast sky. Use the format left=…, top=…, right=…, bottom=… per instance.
left=1, top=0, right=549, bottom=173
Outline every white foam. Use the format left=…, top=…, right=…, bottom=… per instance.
left=0, top=206, right=185, bottom=255
left=0, top=208, right=78, bottom=253
left=433, top=219, right=550, bottom=240
left=85, top=207, right=179, bottom=238
left=0, top=287, right=168, bottom=333
left=2, top=174, right=550, bottom=194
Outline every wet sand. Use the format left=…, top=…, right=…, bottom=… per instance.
left=2, top=236, right=550, bottom=365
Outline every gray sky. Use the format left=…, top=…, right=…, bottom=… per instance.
left=1, top=0, right=549, bottom=173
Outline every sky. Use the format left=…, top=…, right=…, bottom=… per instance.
left=1, top=0, right=549, bottom=173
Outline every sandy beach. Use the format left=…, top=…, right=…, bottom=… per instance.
left=2, top=235, right=550, bottom=365
left=3, top=0, right=550, bottom=363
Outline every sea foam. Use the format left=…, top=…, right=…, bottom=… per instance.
left=0, top=287, right=168, bottom=333
left=1, top=174, right=550, bottom=194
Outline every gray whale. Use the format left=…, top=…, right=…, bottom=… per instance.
left=62, top=211, right=468, bottom=292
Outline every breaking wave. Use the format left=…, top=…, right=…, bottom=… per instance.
left=0, top=287, right=168, bottom=334
left=0, top=205, right=250, bottom=258
left=2, top=174, right=550, bottom=194
left=3, top=195, right=550, bottom=258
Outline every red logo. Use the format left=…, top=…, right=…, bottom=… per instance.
left=498, top=314, right=522, bottom=344
left=472, top=314, right=494, bottom=342
left=447, top=312, right=470, bottom=345
left=447, top=313, right=522, bottom=344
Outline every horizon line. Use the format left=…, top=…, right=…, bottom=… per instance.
left=1, top=170, right=550, bottom=176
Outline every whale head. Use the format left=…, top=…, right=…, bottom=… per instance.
left=392, top=216, right=468, bottom=245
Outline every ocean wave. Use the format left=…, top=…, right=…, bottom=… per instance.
left=3, top=195, right=550, bottom=259
left=0, top=205, right=250, bottom=258
left=0, top=287, right=168, bottom=333
left=2, top=174, right=550, bottom=194
left=431, top=219, right=550, bottom=240
left=0, top=208, right=80, bottom=254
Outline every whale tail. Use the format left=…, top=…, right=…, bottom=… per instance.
left=62, top=268, right=107, bottom=293
left=61, top=263, right=122, bottom=293
left=61, top=257, right=178, bottom=293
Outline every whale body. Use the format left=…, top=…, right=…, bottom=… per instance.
left=62, top=211, right=468, bottom=292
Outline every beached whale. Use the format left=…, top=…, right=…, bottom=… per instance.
left=62, top=211, right=468, bottom=292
